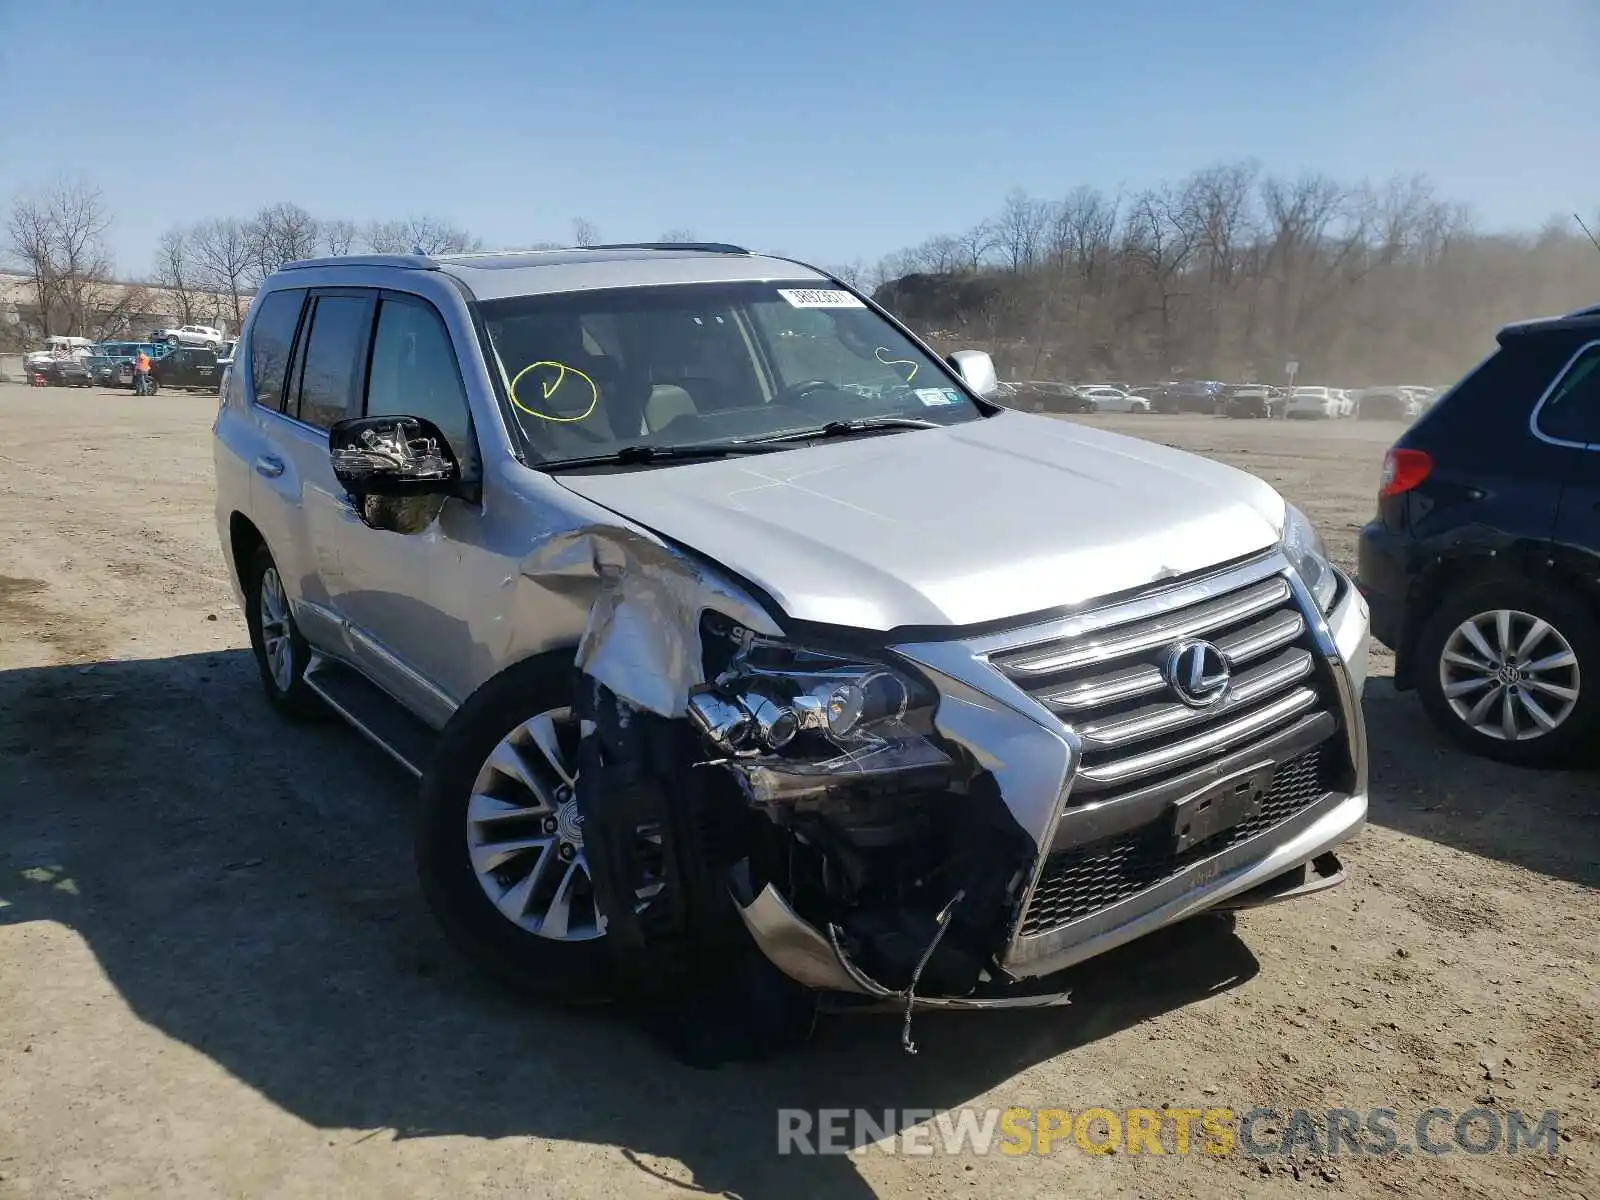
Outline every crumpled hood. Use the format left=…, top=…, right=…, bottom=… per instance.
left=557, top=411, right=1287, bottom=630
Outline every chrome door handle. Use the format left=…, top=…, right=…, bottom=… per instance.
left=253, top=455, right=285, bottom=478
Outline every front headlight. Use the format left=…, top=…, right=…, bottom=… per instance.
left=686, top=636, right=951, bottom=802
left=1281, top=502, right=1338, bottom=614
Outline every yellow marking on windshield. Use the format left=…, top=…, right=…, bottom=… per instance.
left=874, top=346, right=917, bottom=383
left=509, top=360, right=599, bottom=423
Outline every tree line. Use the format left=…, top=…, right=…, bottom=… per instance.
left=8, top=167, right=1596, bottom=384
left=847, top=164, right=1600, bottom=386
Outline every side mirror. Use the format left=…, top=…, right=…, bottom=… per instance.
left=947, top=350, right=999, bottom=398
left=329, top=415, right=461, bottom=534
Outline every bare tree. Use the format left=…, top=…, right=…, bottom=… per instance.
left=319, top=218, right=359, bottom=256
left=823, top=260, right=868, bottom=288
left=6, top=176, right=116, bottom=337
left=152, top=227, right=200, bottom=324
left=994, top=190, right=1052, bottom=274
left=364, top=215, right=481, bottom=255
left=953, top=220, right=997, bottom=271
left=191, top=217, right=254, bottom=330
left=571, top=217, right=600, bottom=247
left=247, top=202, right=321, bottom=282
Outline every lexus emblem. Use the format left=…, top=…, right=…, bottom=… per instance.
left=1166, top=640, right=1231, bottom=706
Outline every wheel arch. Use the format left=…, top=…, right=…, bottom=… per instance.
left=227, top=511, right=267, bottom=595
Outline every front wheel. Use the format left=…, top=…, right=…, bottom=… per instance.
left=166, top=335, right=179, bottom=348
left=1415, top=577, right=1598, bottom=767
left=417, top=652, right=619, bottom=1003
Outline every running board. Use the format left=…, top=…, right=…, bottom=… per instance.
left=304, top=656, right=439, bottom=778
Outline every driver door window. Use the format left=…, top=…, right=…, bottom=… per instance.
left=365, top=296, right=481, bottom=481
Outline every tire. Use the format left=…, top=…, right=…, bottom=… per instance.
left=416, top=650, right=615, bottom=1004
left=243, top=544, right=321, bottom=719
left=166, top=335, right=179, bottom=348
left=1415, top=576, right=1599, bottom=767
left=205, top=340, right=218, bottom=350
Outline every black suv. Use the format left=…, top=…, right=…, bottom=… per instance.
left=1357, top=305, right=1600, bottom=766
left=152, top=346, right=223, bottom=392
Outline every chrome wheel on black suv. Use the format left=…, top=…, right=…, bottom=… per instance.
left=1416, top=580, right=1598, bottom=767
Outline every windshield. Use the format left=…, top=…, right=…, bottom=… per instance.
left=476, top=280, right=980, bottom=462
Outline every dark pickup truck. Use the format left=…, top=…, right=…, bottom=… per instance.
left=152, top=347, right=223, bottom=393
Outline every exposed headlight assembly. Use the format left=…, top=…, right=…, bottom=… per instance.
left=1281, top=502, right=1338, bottom=614
left=686, top=638, right=951, bottom=803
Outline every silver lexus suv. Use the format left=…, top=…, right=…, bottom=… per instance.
left=213, top=243, right=1370, bottom=1039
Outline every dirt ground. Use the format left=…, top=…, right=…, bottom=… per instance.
left=1, top=384, right=1594, bottom=1200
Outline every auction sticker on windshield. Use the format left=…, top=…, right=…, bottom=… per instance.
left=915, top=387, right=963, bottom=407
left=777, top=288, right=866, bottom=308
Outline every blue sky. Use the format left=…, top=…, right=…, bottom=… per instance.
left=3, top=0, right=1597, bottom=275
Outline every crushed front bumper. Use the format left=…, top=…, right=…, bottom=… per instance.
left=743, top=552, right=1370, bottom=1003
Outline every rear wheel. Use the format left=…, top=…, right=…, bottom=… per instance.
left=243, top=545, right=320, bottom=719
left=1415, top=578, right=1598, bottom=766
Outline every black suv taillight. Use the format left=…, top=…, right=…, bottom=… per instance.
left=1380, top=448, right=1433, bottom=498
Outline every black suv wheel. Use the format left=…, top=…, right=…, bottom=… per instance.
left=1415, top=577, right=1598, bottom=767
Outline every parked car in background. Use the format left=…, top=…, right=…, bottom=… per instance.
left=88, top=341, right=170, bottom=388
left=25, top=335, right=95, bottom=376
left=1286, top=387, right=1342, bottom=419
left=1359, top=302, right=1600, bottom=767
left=158, top=323, right=224, bottom=349
left=1014, top=380, right=1095, bottom=413
left=1223, top=386, right=1285, bottom=419
left=1148, top=380, right=1227, bottom=414
left=1077, top=385, right=1152, bottom=413
left=153, top=345, right=223, bottom=392
left=35, top=355, right=94, bottom=387
left=1355, top=387, right=1416, bottom=421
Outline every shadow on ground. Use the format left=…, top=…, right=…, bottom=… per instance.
left=1361, top=683, right=1600, bottom=888
left=1, top=650, right=1259, bottom=1198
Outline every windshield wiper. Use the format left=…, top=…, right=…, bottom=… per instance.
left=750, top=416, right=943, bottom=444
left=538, top=441, right=792, bottom=471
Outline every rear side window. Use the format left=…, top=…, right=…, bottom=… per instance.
left=248, top=288, right=306, bottom=411
left=293, top=294, right=375, bottom=430
left=1536, top=343, right=1600, bottom=445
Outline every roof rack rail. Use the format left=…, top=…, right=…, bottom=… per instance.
left=280, top=253, right=439, bottom=272
left=587, top=241, right=751, bottom=255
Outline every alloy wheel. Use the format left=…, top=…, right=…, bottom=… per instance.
left=1438, top=608, right=1581, bottom=742
left=258, top=567, right=294, bottom=692
left=466, top=709, right=664, bottom=942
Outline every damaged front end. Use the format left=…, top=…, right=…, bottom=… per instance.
left=551, top=528, right=1064, bottom=1058
left=689, top=621, right=1056, bottom=1021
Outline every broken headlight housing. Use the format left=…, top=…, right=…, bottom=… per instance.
left=688, top=636, right=952, bottom=803
left=1281, top=502, right=1338, bottom=614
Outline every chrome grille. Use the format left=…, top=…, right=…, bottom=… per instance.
left=1018, top=741, right=1339, bottom=934
left=990, top=571, right=1329, bottom=801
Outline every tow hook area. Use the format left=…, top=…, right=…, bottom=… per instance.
left=1214, top=852, right=1346, bottom=910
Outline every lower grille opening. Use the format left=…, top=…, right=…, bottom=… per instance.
left=1018, top=740, right=1342, bottom=937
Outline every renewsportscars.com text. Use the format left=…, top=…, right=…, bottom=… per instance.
left=777, top=1106, right=1562, bottom=1157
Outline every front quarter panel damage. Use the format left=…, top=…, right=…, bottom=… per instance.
left=517, top=525, right=783, bottom=717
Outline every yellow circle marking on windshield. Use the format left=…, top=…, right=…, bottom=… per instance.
left=874, top=346, right=917, bottom=383
left=509, top=360, right=599, bottom=422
